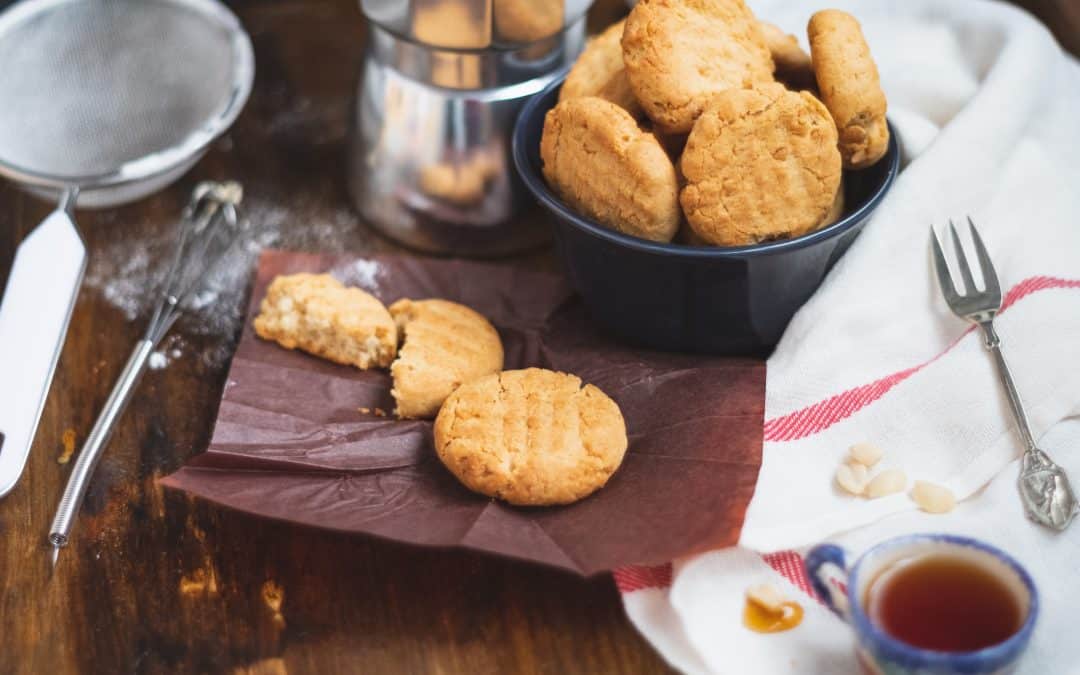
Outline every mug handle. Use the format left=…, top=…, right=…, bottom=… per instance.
left=805, top=544, right=852, bottom=621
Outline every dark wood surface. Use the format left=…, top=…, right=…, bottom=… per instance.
left=1015, top=0, right=1080, bottom=55
left=1, top=1, right=1076, bottom=674
left=0, top=1, right=672, bottom=674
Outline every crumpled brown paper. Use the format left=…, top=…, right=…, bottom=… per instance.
left=162, top=250, right=765, bottom=575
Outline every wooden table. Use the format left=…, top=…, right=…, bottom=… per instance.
left=1, top=2, right=1076, bottom=673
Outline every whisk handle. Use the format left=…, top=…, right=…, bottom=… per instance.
left=48, top=339, right=154, bottom=549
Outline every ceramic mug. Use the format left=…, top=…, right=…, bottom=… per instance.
left=805, top=534, right=1038, bottom=675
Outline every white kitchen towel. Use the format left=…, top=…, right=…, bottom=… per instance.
left=617, top=0, right=1080, bottom=672
left=621, top=419, right=1080, bottom=674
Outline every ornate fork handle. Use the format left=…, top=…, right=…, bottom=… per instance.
left=933, top=219, right=1076, bottom=530
left=980, top=320, right=1077, bottom=530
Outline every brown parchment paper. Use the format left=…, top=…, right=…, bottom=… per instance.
left=162, top=250, right=765, bottom=576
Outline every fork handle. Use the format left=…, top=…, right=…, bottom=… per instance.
left=980, top=321, right=1037, bottom=452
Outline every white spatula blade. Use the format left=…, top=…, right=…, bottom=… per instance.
left=0, top=209, right=86, bottom=497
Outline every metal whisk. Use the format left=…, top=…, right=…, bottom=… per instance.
left=48, top=181, right=245, bottom=568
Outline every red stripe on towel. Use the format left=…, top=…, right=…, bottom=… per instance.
left=616, top=277, right=1080, bottom=597
left=614, top=563, right=674, bottom=593
left=615, top=551, right=814, bottom=596
left=762, top=550, right=815, bottom=598
left=763, top=276, right=1080, bottom=442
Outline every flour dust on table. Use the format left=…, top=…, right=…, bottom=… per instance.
left=82, top=194, right=367, bottom=369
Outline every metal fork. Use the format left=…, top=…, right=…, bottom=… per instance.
left=931, top=217, right=1076, bottom=530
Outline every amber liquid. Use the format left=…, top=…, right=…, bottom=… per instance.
left=742, top=599, right=804, bottom=633
left=865, top=553, right=1024, bottom=652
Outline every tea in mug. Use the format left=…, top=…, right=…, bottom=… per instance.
left=865, top=552, right=1024, bottom=651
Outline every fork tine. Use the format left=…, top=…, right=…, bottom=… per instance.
left=966, top=216, right=1001, bottom=301
left=948, top=219, right=978, bottom=294
left=930, top=227, right=961, bottom=305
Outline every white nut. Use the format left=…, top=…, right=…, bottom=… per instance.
left=849, top=442, right=884, bottom=468
left=836, top=462, right=869, bottom=495
left=865, top=468, right=907, bottom=498
left=746, top=583, right=787, bottom=614
left=910, top=480, right=956, bottom=513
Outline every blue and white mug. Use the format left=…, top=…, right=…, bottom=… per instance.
left=805, top=534, right=1038, bottom=675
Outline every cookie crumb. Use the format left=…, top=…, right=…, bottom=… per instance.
left=261, top=580, right=286, bottom=629
left=179, top=559, right=220, bottom=597
left=358, top=407, right=371, bottom=415
left=231, top=658, right=287, bottom=675
left=58, top=428, right=77, bottom=464
left=373, top=407, right=387, bottom=417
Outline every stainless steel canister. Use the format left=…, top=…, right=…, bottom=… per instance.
left=349, top=0, right=591, bottom=256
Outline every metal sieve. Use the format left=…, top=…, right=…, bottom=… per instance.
left=0, top=0, right=254, bottom=497
left=0, top=0, right=254, bottom=206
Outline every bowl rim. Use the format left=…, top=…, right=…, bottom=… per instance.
left=512, top=72, right=901, bottom=259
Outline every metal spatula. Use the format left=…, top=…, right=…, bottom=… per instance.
left=0, top=195, right=85, bottom=497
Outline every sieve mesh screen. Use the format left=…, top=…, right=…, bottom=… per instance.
left=0, top=0, right=239, bottom=179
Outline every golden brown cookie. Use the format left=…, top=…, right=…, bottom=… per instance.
left=759, top=21, right=815, bottom=91
left=677, top=189, right=838, bottom=247
left=254, top=273, right=396, bottom=369
left=559, top=19, right=643, bottom=118
left=808, top=10, right=889, bottom=169
left=494, top=0, right=564, bottom=44
left=680, top=83, right=842, bottom=246
left=433, top=368, right=628, bottom=506
left=820, top=177, right=845, bottom=228
left=621, top=0, right=774, bottom=134
left=541, top=97, right=680, bottom=242
left=388, top=298, right=504, bottom=419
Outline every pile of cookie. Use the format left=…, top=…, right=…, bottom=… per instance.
left=254, top=273, right=628, bottom=506
left=541, top=0, right=889, bottom=247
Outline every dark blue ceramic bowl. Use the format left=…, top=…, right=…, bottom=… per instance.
left=512, top=75, right=900, bottom=356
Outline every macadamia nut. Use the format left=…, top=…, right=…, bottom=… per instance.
left=848, top=442, right=884, bottom=468
left=865, top=468, right=907, bottom=498
left=910, top=480, right=956, bottom=513
left=836, top=462, right=869, bottom=495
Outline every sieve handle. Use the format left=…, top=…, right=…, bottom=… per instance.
left=0, top=197, right=86, bottom=498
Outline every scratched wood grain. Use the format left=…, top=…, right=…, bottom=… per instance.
left=1, top=0, right=1075, bottom=673
left=0, top=1, right=673, bottom=673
